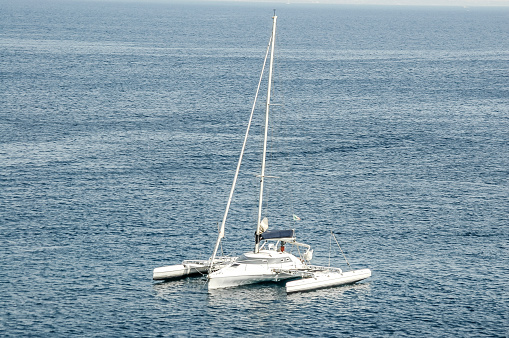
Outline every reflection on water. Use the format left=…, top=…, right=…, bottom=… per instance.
left=205, top=281, right=373, bottom=335
left=153, top=275, right=372, bottom=310
left=152, top=276, right=208, bottom=299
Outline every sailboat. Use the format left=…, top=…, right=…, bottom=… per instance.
left=207, top=13, right=314, bottom=290
left=153, top=13, right=371, bottom=293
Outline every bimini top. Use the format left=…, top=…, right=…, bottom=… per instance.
left=260, top=229, right=295, bottom=241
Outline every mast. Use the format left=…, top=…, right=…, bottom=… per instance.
left=209, top=17, right=274, bottom=268
left=255, top=14, right=277, bottom=253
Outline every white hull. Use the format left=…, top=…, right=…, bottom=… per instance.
left=208, top=250, right=304, bottom=290
left=208, top=272, right=294, bottom=290
left=286, top=268, right=371, bottom=293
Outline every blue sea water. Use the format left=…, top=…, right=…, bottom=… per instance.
left=1, top=0, right=508, bottom=336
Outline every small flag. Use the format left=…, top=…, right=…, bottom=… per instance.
left=293, top=214, right=301, bottom=221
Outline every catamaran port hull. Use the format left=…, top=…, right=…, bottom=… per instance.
left=153, top=258, right=236, bottom=281
left=153, top=264, right=206, bottom=280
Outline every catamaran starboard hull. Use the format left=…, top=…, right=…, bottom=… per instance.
left=285, top=268, right=371, bottom=293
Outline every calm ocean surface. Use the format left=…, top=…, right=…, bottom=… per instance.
left=1, top=0, right=508, bottom=336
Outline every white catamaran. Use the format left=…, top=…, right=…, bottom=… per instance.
left=153, top=14, right=371, bottom=293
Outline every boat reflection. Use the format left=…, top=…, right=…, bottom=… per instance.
left=152, top=276, right=208, bottom=300
left=152, top=275, right=371, bottom=308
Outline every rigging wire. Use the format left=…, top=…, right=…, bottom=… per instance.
left=331, top=230, right=353, bottom=271
left=329, top=231, right=332, bottom=268
left=210, top=28, right=273, bottom=266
